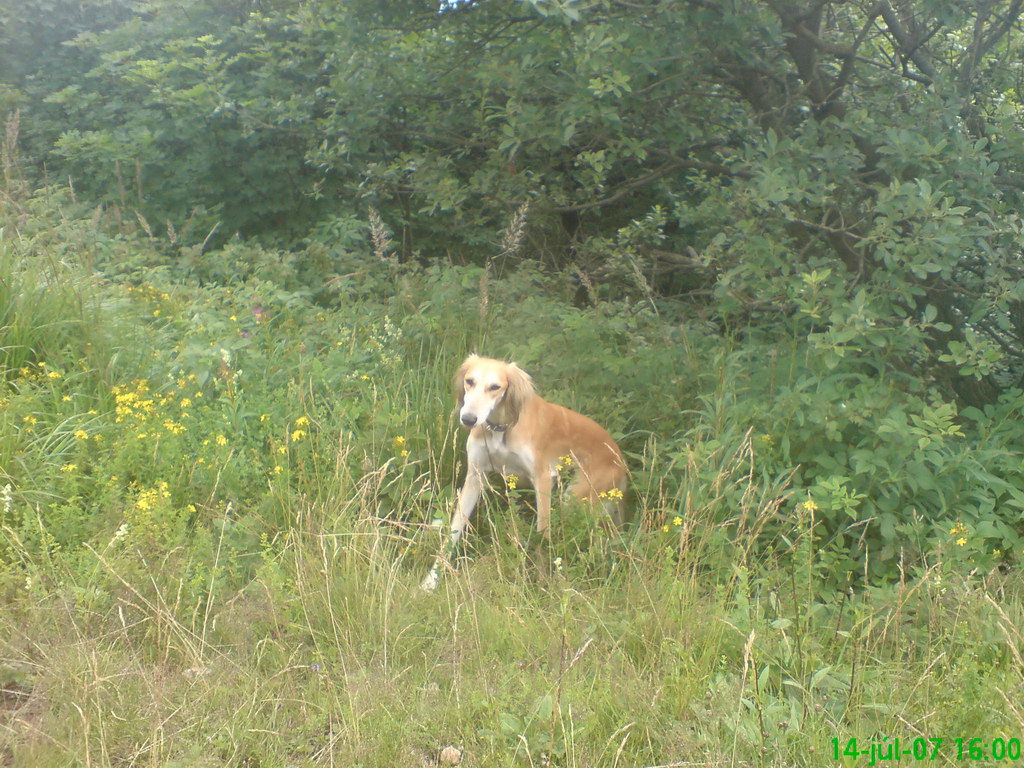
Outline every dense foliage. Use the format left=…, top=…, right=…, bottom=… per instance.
left=5, top=3, right=1024, bottom=760
left=5, top=0, right=1024, bottom=580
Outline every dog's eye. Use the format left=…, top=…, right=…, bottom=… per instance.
left=465, top=378, right=475, bottom=387
left=488, top=384, right=501, bottom=391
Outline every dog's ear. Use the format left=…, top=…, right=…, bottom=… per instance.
left=503, top=362, right=534, bottom=425
left=454, top=355, right=477, bottom=408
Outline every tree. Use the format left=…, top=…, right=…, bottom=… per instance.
left=10, top=0, right=1024, bottom=402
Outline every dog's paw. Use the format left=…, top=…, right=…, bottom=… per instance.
left=420, top=569, right=440, bottom=592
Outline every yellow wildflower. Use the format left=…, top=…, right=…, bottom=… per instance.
left=62, top=396, right=72, bottom=402
left=661, top=525, right=670, bottom=533
left=800, top=499, right=819, bottom=513
left=295, top=415, right=309, bottom=427
left=74, top=429, right=89, bottom=441
left=60, top=463, right=77, bottom=473
left=956, top=537, right=968, bottom=547
left=260, top=414, right=269, bottom=422
left=180, top=398, right=192, bottom=408
left=504, top=474, right=518, bottom=490
left=216, top=434, right=228, bottom=446
left=291, top=429, right=306, bottom=441
left=277, top=445, right=287, bottom=455
left=673, top=516, right=683, bottom=526
left=274, top=465, right=283, bottom=474
left=392, top=435, right=406, bottom=448
left=400, top=449, right=409, bottom=458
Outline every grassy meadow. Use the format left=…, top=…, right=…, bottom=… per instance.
left=1, top=189, right=1023, bottom=768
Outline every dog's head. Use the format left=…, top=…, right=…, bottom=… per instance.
left=455, top=354, right=534, bottom=429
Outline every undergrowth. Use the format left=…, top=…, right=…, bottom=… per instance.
left=0, top=190, right=1022, bottom=767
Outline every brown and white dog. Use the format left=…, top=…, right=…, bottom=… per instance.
left=422, top=354, right=626, bottom=590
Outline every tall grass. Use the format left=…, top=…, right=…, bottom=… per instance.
left=5, top=451, right=1019, bottom=766
left=1, top=197, right=1023, bottom=767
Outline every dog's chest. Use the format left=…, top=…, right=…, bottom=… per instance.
left=467, top=431, right=534, bottom=476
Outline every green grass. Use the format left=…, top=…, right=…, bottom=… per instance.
left=1, top=196, right=1023, bottom=767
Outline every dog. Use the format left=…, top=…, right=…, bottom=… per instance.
left=421, top=354, right=627, bottom=590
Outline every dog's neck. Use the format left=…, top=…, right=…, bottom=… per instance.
left=485, top=391, right=528, bottom=432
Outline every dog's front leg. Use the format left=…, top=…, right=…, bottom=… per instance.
left=421, top=467, right=485, bottom=591
left=449, top=467, right=484, bottom=548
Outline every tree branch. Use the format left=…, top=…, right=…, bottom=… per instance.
left=552, top=150, right=747, bottom=214
left=878, top=1, right=938, bottom=83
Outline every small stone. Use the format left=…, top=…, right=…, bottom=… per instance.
left=438, top=745, right=462, bottom=765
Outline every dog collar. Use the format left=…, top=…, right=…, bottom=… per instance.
left=485, top=420, right=508, bottom=432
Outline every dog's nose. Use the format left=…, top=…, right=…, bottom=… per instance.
left=461, top=414, right=477, bottom=427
